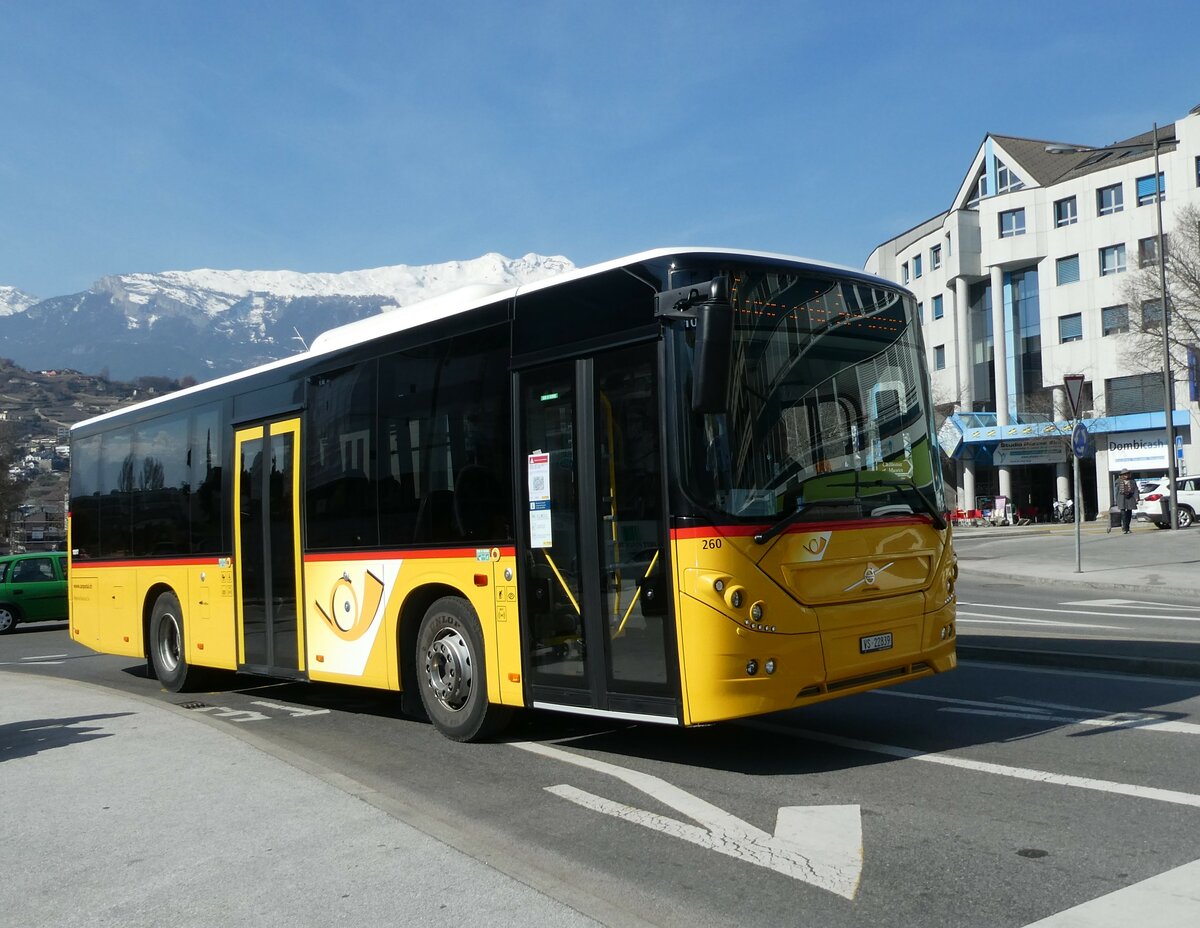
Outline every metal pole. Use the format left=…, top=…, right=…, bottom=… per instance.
left=1153, top=123, right=1179, bottom=529
left=1073, top=436, right=1081, bottom=573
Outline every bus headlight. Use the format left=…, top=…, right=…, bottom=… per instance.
left=750, top=602, right=764, bottom=622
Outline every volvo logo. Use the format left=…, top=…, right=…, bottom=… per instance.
left=844, top=561, right=895, bottom=592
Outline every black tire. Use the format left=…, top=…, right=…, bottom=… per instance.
left=0, top=604, right=19, bottom=635
left=148, top=591, right=199, bottom=692
left=414, top=596, right=512, bottom=742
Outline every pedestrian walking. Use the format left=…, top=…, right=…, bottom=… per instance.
left=1116, top=470, right=1140, bottom=534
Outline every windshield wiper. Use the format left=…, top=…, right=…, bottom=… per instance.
left=829, top=475, right=947, bottom=530
left=752, top=498, right=861, bottom=545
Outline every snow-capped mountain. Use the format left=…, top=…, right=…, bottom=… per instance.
left=0, top=285, right=39, bottom=316
left=0, top=253, right=573, bottom=381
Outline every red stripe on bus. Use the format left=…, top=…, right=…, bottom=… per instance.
left=68, top=557, right=224, bottom=569
left=305, top=546, right=517, bottom=563
left=671, top=516, right=934, bottom=539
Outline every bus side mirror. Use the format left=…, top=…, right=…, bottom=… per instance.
left=691, top=279, right=733, bottom=414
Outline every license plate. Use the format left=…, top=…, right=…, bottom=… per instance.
left=860, top=632, right=893, bottom=654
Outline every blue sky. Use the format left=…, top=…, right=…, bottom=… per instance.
left=3, top=0, right=1199, bottom=298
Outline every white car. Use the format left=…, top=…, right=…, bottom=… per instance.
left=1135, top=476, right=1198, bottom=529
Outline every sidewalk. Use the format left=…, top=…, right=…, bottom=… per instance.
left=952, top=519, right=1200, bottom=599
left=0, top=673, right=604, bottom=928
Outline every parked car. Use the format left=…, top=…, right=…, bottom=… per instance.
left=1135, top=476, right=1199, bottom=529
left=0, top=551, right=68, bottom=634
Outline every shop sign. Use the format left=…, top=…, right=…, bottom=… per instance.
left=992, top=437, right=1067, bottom=466
left=1107, top=430, right=1172, bottom=472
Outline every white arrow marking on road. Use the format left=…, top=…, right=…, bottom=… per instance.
left=250, top=700, right=331, bottom=717
left=191, top=705, right=270, bottom=723
left=1021, top=857, right=1200, bottom=927
left=511, top=740, right=862, bottom=899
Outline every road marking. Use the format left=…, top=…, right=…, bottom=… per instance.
left=1021, top=857, right=1200, bottom=927
left=873, top=690, right=1200, bottom=735
left=958, top=601, right=1200, bottom=623
left=511, top=740, right=863, bottom=899
left=250, top=700, right=331, bottom=717
left=190, top=705, right=270, bottom=723
left=956, top=611, right=1123, bottom=630
left=0, top=656, right=67, bottom=666
left=1061, top=598, right=1200, bottom=612
left=748, top=723, right=1200, bottom=809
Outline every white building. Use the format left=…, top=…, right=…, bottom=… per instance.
left=867, top=104, right=1200, bottom=523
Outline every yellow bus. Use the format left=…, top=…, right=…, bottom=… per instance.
left=68, top=248, right=956, bottom=741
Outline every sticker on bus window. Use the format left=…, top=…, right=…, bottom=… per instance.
left=528, top=452, right=550, bottom=501
left=530, top=500, right=553, bottom=548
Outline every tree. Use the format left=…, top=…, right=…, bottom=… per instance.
left=1119, top=202, right=1200, bottom=380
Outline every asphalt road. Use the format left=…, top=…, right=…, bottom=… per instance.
left=4, top=615, right=1199, bottom=928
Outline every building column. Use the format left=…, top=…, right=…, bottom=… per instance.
left=962, top=457, right=977, bottom=513
left=990, top=265, right=1012, bottom=502
left=1052, top=385, right=1070, bottom=502
left=954, top=278, right=972, bottom=410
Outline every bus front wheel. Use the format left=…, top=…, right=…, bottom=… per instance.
left=148, top=592, right=198, bottom=692
left=415, top=596, right=511, bottom=742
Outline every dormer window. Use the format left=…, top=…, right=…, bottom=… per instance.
left=996, top=159, right=1024, bottom=193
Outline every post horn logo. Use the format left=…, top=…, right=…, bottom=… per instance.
left=315, top=571, right=384, bottom=641
left=804, top=536, right=828, bottom=556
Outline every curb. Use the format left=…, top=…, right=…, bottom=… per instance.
left=956, top=567, right=1200, bottom=601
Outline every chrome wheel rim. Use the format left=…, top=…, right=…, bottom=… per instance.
left=155, top=613, right=182, bottom=673
left=0, top=609, right=13, bottom=632
left=424, top=626, right=473, bottom=712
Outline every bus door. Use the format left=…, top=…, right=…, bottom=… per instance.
left=233, top=419, right=305, bottom=678
left=517, top=342, right=678, bottom=721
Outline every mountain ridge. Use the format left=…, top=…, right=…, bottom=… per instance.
left=0, top=252, right=574, bottom=381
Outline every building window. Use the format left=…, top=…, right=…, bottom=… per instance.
left=1136, top=172, right=1166, bottom=205
left=999, top=208, right=1026, bottom=238
left=1099, top=244, right=1126, bottom=277
left=1058, top=313, right=1083, bottom=343
left=945, top=232, right=952, bottom=257
left=930, top=244, right=942, bottom=269
left=932, top=294, right=944, bottom=319
left=1054, top=196, right=1078, bottom=227
left=996, top=159, right=1024, bottom=193
left=1097, top=183, right=1123, bottom=216
left=1102, top=305, right=1129, bottom=336
left=901, top=262, right=909, bottom=284
left=968, top=170, right=989, bottom=207
left=1107, top=372, right=1163, bottom=416
left=1056, top=254, right=1080, bottom=285
left=1141, top=299, right=1164, bottom=330
left=913, top=254, right=922, bottom=278
left=1138, top=236, right=1167, bottom=268
left=1195, top=155, right=1200, bottom=187
left=917, top=301, right=923, bottom=322
left=934, top=344, right=946, bottom=370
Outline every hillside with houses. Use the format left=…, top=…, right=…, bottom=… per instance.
left=0, top=361, right=179, bottom=552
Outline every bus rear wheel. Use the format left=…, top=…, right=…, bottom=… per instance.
left=415, top=596, right=512, bottom=742
left=149, top=592, right=199, bottom=692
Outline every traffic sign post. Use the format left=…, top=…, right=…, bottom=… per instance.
left=1064, top=381, right=1087, bottom=574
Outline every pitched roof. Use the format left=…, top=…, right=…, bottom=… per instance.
left=993, top=122, right=1177, bottom=187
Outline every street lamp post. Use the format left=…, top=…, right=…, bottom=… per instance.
left=1153, top=123, right=1179, bottom=529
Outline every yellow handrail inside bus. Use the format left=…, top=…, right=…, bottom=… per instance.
left=542, top=551, right=581, bottom=616
left=614, top=550, right=659, bottom=638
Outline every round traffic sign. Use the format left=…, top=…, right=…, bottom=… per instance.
left=1071, top=421, right=1090, bottom=458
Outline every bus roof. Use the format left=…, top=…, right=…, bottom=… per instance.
left=71, top=247, right=898, bottom=433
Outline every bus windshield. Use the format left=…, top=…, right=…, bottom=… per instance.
left=674, top=267, right=945, bottom=526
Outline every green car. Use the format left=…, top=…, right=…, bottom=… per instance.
left=0, top=552, right=69, bottom=634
